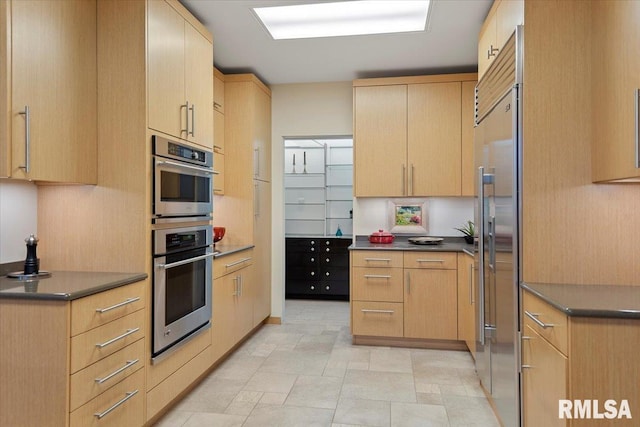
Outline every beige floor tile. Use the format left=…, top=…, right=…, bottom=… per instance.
left=442, top=395, right=500, bottom=427
left=259, top=348, right=330, bottom=375
left=341, top=370, right=416, bottom=402
left=323, top=366, right=347, bottom=378
left=181, top=412, right=246, bottom=427
left=333, top=398, right=391, bottom=427
left=173, top=390, right=236, bottom=414
left=414, top=367, right=464, bottom=386
left=369, top=348, right=413, bottom=374
left=152, top=410, right=193, bottom=427
left=244, top=371, right=298, bottom=394
left=224, top=400, right=258, bottom=416
left=295, top=332, right=338, bottom=353
left=284, top=375, right=343, bottom=409
left=243, top=404, right=335, bottom=427
left=390, top=402, right=449, bottom=427
left=411, top=349, right=474, bottom=370
left=209, top=355, right=265, bottom=382
left=438, top=385, right=469, bottom=396
left=232, top=390, right=263, bottom=403
left=416, top=392, right=444, bottom=405
left=259, top=392, right=289, bottom=405
left=415, top=383, right=440, bottom=394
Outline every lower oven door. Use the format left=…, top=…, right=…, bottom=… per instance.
left=154, top=157, right=214, bottom=218
left=153, top=247, right=213, bottom=357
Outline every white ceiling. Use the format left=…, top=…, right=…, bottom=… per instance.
left=179, top=0, right=492, bottom=85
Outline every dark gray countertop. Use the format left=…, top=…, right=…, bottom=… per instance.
left=214, top=244, right=254, bottom=258
left=522, top=282, right=640, bottom=319
left=349, top=235, right=473, bottom=253
left=0, top=271, right=147, bottom=301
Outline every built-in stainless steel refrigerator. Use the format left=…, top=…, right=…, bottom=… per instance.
left=474, top=26, right=523, bottom=427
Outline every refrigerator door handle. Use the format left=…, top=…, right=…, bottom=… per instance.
left=477, top=166, right=486, bottom=346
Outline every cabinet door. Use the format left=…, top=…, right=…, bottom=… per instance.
left=252, top=180, right=271, bottom=325
left=211, top=271, right=240, bottom=359
left=461, top=81, right=476, bottom=196
left=477, top=11, right=497, bottom=80
left=213, top=152, right=225, bottom=195
left=214, top=70, right=225, bottom=113
left=522, top=325, right=568, bottom=427
left=496, top=0, right=523, bottom=49
left=148, top=0, right=185, bottom=140
left=592, top=0, right=640, bottom=182
left=404, top=269, right=457, bottom=340
left=408, top=82, right=462, bottom=196
left=253, top=86, right=271, bottom=182
left=354, top=85, right=407, bottom=197
left=237, top=266, right=256, bottom=338
left=11, top=0, right=97, bottom=183
left=457, top=254, right=475, bottom=354
left=185, top=22, right=213, bottom=148
left=214, top=109, right=225, bottom=153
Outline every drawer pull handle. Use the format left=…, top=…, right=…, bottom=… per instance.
left=524, top=310, right=555, bottom=329
left=363, top=274, right=392, bottom=279
left=364, top=258, right=391, bottom=262
left=95, top=328, right=140, bottom=349
left=521, top=364, right=533, bottom=370
left=361, top=309, right=394, bottom=314
left=94, top=389, right=139, bottom=419
left=95, top=297, right=141, bottom=314
left=416, top=259, right=444, bottom=263
left=225, top=257, right=252, bottom=268
left=95, top=359, right=139, bottom=384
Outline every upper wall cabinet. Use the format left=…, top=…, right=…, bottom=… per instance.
left=591, top=1, right=640, bottom=182
left=0, top=0, right=97, bottom=183
left=148, top=0, right=213, bottom=149
left=477, top=0, right=524, bottom=80
left=353, top=74, right=477, bottom=198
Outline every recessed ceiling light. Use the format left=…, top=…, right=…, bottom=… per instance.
left=253, top=1, right=431, bottom=40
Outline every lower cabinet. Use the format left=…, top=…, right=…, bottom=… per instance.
left=0, top=279, right=147, bottom=427
left=521, top=290, right=640, bottom=427
left=457, top=252, right=476, bottom=355
left=350, top=249, right=459, bottom=342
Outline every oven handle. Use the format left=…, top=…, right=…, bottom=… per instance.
left=158, top=252, right=215, bottom=270
left=156, top=160, right=214, bottom=175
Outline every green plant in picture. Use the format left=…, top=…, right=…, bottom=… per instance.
left=455, top=220, right=476, bottom=244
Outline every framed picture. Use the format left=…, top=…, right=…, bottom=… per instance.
left=388, top=200, right=428, bottom=234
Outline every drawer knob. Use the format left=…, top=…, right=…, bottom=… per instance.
left=326, top=258, right=330, bottom=263
left=310, top=257, right=315, bottom=262
left=326, top=272, right=330, bottom=276
left=326, top=241, right=330, bottom=245
left=311, top=248, right=315, bottom=252
left=325, top=285, right=330, bottom=290
left=311, top=271, right=315, bottom=276
left=310, top=285, right=315, bottom=290
left=326, top=248, right=330, bottom=252
left=310, top=240, right=315, bottom=245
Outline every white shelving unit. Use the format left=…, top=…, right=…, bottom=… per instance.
left=284, top=139, right=353, bottom=237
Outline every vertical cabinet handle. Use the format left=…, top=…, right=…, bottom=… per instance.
left=469, top=263, right=474, bottom=305
left=406, top=271, right=411, bottom=294
left=477, top=166, right=486, bottom=346
left=18, top=106, right=30, bottom=173
left=409, top=164, right=414, bottom=196
left=635, top=88, right=640, bottom=168
left=232, top=276, right=239, bottom=296
left=181, top=102, right=189, bottom=135
left=254, top=147, right=260, bottom=178
left=402, top=164, right=406, bottom=195
left=254, top=182, right=260, bottom=217
left=189, top=104, right=195, bottom=137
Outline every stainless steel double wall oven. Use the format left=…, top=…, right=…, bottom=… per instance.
left=151, top=135, right=215, bottom=360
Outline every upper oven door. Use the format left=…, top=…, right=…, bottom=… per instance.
left=153, top=157, right=213, bottom=218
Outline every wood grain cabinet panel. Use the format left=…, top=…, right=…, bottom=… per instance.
left=352, top=301, right=404, bottom=337
left=351, top=250, right=403, bottom=268
left=3, top=0, right=97, bottom=183
left=477, top=0, right=523, bottom=81
left=461, top=81, right=476, bottom=196
left=592, top=0, right=640, bottom=182
left=404, top=269, right=457, bottom=340
left=351, top=266, right=404, bottom=302
left=404, top=251, right=457, bottom=270
left=184, top=20, right=213, bottom=148
left=457, top=253, right=475, bottom=355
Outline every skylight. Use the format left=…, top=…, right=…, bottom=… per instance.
left=252, top=1, right=431, bottom=40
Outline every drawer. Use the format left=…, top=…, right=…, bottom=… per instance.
left=321, top=254, right=349, bottom=267
left=319, top=266, right=349, bottom=281
left=214, top=249, right=253, bottom=279
left=70, top=309, right=145, bottom=374
left=351, top=250, right=403, bottom=268
left=320, top=280, right=349, bottom=296
left=286, top=280, right=322, bottom=296
left=286, top=265, right=319, bottom=281
left=404, top=252, right=457, bottom=270
left=352, top=301, right=403, bottom=337
left=286, top=251, right=319, bottom=266
left=70, top=338, right=144, bottom=411
left=523, top=291, right=568, bottom=356
left=70, top=368, right=144, bottom=427
left=351, top=267, right=403, bottom=302
left=71, top=280, right=146, bottom=336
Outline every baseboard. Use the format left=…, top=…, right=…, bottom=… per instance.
left=353, top=335, right=469, bottom=351
left=265, top=316, right=281, bottom=324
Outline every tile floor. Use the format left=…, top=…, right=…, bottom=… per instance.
left=154, top=300, right=500, bottom=427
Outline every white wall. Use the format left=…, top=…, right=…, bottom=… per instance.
left=271, top=81, right=354, bottom=319
left=354, top=197, right=474, bottom=237
left=0, top=180, right=38, bottom=263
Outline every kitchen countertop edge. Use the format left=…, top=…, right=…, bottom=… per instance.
left=0, top=272, right=148, bottom=301
left=521, top=282, right=640, bottom=319
left=349, top=236, right=473, bottom=253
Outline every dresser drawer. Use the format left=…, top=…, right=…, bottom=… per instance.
left=71, top=280, right=146, bottom=336
left=70, top=368, right=144, bottom=427
left=70, top=309, right=145, bottom=373
left=351, top=267, right=403, bottom=302
left=404, top=252, right=457, bottom=270
left=70, top=338, right=145, bottom=411
left=213, top=249, right=253, bottom=279
left=523, top=291, right=568, bottom=356
left=352, top=301, right=403, bottom=337
left=351, top=250, right=403, bottom=268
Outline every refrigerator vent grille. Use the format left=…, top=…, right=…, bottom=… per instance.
left=476, top=32, right=516, bottom=123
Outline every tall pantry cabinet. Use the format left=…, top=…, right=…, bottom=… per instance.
left=220, top=73, right=272, bottom=325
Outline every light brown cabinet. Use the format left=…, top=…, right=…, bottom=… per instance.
left=353, top=74, right=476, bottom=197
left=461, top=81, right=476, bottom=196
left=592, top=0, right=640, bottom=182
left=0, top=0, right=97, bottom=183
left=213, top=67, right=225, bottom=194
left=457, top=252, right=475, bottom=356
left=253, top=180, right=272, bottom=325
left=148, top=0, right=213, bottom=149
left=477, top=0, right=524, bottom=80
left=0, top=279, right=147, bottom=427
left=214, top=67, right=225, bottom=114
left=350, top=250, right=459, bottom=343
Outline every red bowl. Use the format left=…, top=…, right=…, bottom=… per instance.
left=213, top=226, right=226, bottom=243
left=369, top=229, right=394, bottom=244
